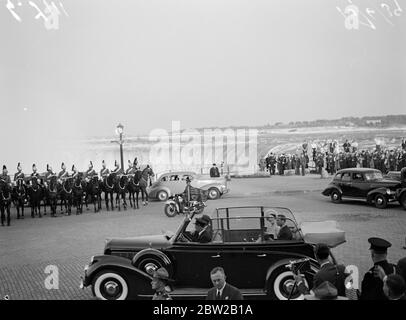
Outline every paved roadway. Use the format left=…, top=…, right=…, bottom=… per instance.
left=0, top=175, right=405, bottom=300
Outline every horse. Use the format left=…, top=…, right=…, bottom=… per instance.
left=114, top=174, right=128, bottom=211
left=72, top=173, right=85, bottom=214
left=0, top=180, right=12, bottom=226
left=12, top=177, right=27, bottom=219
left=58, top=177, right=73, bottom=215
left=27, top=176, right=43, bottom=218
left=85, top=176, right=102, bottom=212
left=127, top=174, right=141, bottom=209
left=101, top=173, right=115, bottom=211
left=134, top=167, right=153, bottom=206
left=46, top=175, right=59, bottom=217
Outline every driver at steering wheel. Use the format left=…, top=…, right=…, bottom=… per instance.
left=183, top=215, right=212, bottom=243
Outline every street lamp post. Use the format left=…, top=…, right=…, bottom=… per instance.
left=114, top=123, right=125, bottom=172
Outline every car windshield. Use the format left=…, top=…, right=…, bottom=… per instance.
left=364, top=172, right=383, bottom=181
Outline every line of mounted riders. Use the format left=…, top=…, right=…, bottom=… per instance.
left=0, top=159, right=154, bottom=226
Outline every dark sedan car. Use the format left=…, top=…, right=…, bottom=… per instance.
left=322, top=168, right=402, bottom=209
left=80, top=206, right=346, bottom=300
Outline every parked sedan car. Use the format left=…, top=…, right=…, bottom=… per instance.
left=148, top=171, right=229, bottom=201
left=80, top=206, right=346, bottom=300
left=322, top=168, right=402, bottom=209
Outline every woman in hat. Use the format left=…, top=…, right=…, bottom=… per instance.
left=151, top=267, right=173, bottom=300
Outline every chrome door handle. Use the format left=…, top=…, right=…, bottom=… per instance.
left=257, top=254, right=266, bottom=257
left=211, top=254, right=221, bottom=258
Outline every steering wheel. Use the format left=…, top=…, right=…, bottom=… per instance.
left=178, top=232, right=192, bottom=243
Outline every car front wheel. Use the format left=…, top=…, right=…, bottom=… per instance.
left=374, top=194, right=387, bottom=209
left=92, top=270, right=129, bottom=300
left=267, top=267, right=308, bottom=300
left=208, top=188, right=220, bottom=200
left=157, top=191, right=168, bottom=201
left=330, top=190, right=341, bottom=203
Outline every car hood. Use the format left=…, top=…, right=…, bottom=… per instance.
left=105, top=234, right=171, bottom=251
left=370, top=179, right=401, bottom=187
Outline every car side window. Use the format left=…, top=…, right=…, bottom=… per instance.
left=160, top=176, right=168, bottom=182
left=182, top=175, right=193, bottom=181
left=341, top=172, right=351, bottom=182
left=334, top=173, right=342, bottom=180
left=170, top=175, right=179, bottom=181
left=352, top=173, right=364, bottom=181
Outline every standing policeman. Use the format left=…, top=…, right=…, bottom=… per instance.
left=359, top=237, right=396, bottom=300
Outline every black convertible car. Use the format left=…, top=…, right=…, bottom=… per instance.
left=80, top=206, right=346, bottom=300
left=322, top=168, right=403, bottom=209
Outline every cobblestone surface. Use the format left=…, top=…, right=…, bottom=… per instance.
left=0, top=175, right=405, bottom=299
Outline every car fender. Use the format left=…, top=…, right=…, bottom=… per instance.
left=202, top=184, right=226, bottom=195
left=132, top=248, right=173, bottom=276
left=265, top=256, right=319, bottom=289
left=367, top=187, right=391, bottom=202
left=84, top=255, right=152, bottom=291
left=149, top=187, right=172, bottom=198
left=322, top=186, right=342, bottom=196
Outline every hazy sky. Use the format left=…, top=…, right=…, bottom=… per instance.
left=1, top=0, right=405, bottom=144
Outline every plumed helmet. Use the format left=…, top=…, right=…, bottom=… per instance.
left=89, top=161, right=93, bottom=168
left=47, top=164, right=49, bottom=171
left=114, top=160, right=118, bottom=167
left=17, top=162, right=21, bottom=170
left=2, top=165, right=6, bottom=170
left=32, top=164, right=36, bottom=170
left=133, top=157, right=137, bottom=165
left=72, top=165, right=76, bottom=171
left=61, top=162, right=65, bottom=169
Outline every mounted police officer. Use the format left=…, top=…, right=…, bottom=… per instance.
left=111, top=160, right=121, bottom=175
left=1, top=165, right=11, bottom=185
left=100, top=160, right=110, bottom=179
left=44, top=164, right=56, bottom=183
left=359, top=237, right=396, bottom=300
left=125, top=160, right=136, bottom=175
left=71, top=165, right=79, bottom=179
left=14, top=162, right=25, bottom=184
left=58, top=162, right=68, bottom=182
left=31, top=164, right=40, bottom=178
left=84, top=161, right=97, bottom=181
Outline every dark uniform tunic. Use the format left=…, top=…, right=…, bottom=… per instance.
left=360, top=260, right=396, bottom=300
left=125, top=167, right=135, bottom=175
left=58, top=169, right=68, bottom=180
left=14, top=171, right=25, bottom=182
left=100, top=167, right=110, bottom=179
left=0, top=173, right=11, bottom=185
left=84, top=168, right=97, bottom=179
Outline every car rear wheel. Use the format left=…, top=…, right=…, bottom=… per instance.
left=157, top=190, right=168, bottom=201
left=92, top=270, right=129, bottom=300
left=267, top=267, right=308, bottom=300
left=164, top=203, right=178, bottom=218
left=374, top=194, right=387, bottom=209
left=208, top=188, right=220, bottom=200
left=330, top=190, right=341, bottom=203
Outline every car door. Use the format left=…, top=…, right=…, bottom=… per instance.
left=166, top=242, right=225, bottom=288
left=339, top=172, right=352, bottom=196
left=350, top=172, right=366, bottom=197
left=169, top=174, right=184, bottom=195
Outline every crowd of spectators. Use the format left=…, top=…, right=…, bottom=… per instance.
left=262, top=138, right=406, bottom=176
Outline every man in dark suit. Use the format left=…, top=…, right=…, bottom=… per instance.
left=210, top=163, right=220, bottom=178
left=185, top=215, right=212, bottom=243
left=359, top=237, right=396, bottom=300
left=206, top=267, right=243, bottom=300
left=294, top=243, right=349, bottom=297
left=276, top=215, right=293, bottom=240
left=383, top=274, right=406, bottom=300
